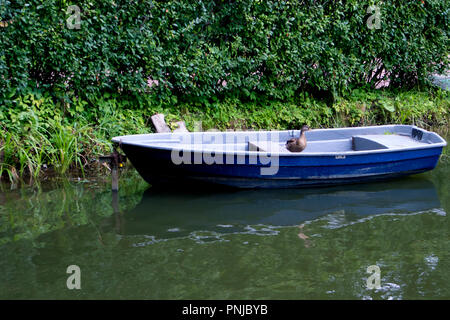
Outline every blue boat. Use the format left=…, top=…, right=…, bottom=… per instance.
left=112, top=125, right=447, bottom=189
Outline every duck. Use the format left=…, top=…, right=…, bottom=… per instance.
left=286, top=125, right=310, bottom=152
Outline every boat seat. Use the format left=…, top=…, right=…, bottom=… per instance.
left=248, top=140, right=288, bottom=152
left=352, top=134, right=426, bottom=151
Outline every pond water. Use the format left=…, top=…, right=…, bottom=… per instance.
left=0, top=137, right=449, bottom=299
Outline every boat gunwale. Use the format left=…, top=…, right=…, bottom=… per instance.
left=112, top=125, right=447, bottom=157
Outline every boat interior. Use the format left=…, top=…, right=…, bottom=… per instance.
left=113, top=125, right=446, bottom=154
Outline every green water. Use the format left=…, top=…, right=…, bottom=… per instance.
left=0, top=146, right=449, bottom=299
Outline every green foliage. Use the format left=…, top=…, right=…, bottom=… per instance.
left=0, top=89, right=448, bottom=183
left=1, top=1, right=448, bottom=182
left=0, top=0, right=448, bottom=102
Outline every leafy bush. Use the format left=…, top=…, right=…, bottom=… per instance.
left=0, top=0, right=448, bottom=103
left=1, top=1, right=449, bottom=182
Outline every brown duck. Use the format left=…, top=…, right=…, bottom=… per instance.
left=286, top=125, right=310, bottom=152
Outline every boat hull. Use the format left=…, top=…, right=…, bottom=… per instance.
left=121, top=143, right=443, bottom=189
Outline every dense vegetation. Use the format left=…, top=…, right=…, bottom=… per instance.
left=0, top=0, right=449, bottom=182
left=1, top=0, right=448, bottom=101
left=0, top=88, right=448, bottom=182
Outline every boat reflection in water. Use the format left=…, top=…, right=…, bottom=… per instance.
left=115, top=177, right=442, bottom=241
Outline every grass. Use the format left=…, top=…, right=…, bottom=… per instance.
left=0, top=87, right=449, bottom=183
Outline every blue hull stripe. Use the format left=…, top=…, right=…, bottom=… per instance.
left=122, top=144, right=443, bottom=188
